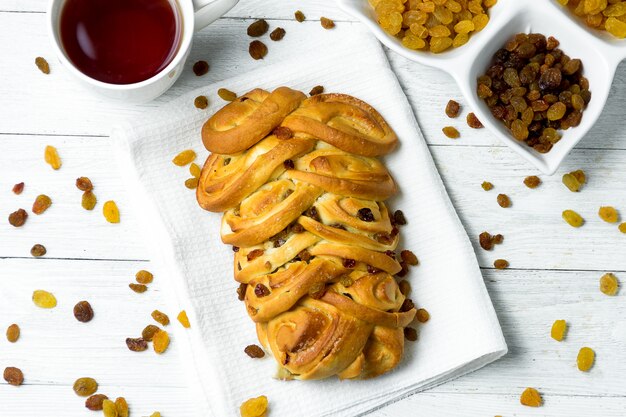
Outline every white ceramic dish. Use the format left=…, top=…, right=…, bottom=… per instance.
left=337, top=0, right=626, bottom=174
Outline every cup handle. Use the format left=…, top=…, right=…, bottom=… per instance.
left=192, top=0, right=239, bottom=31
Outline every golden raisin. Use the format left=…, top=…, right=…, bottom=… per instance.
left=153, top=330, right=170, bottom=354
left=270, top=27, right=286, bottom=41
left=240, top=395, right=269, bottom=417
left=524, top=176, right=541, bottom=189
left=497, top=194, right=511, bottom=208
left=152, top=310, right=170, bottom=326
left=619, top=223, right=626, bottom=234
left=600, top=273, right=619, bottom=296
left=189, top=163, right=201, bottom=179
left=294, top=10, right=305, bottom=22
left=562, top=210, right=584, bottom=227
left=73, top=377, right=98, bottom=397
left=520, top=387, right=542, bottom=407
left=218, top=88, right=237, bottom=101
left=320, top=17, right=335, bottom=29
left=142, top=325, right=160, bottom=341
left=32, top=290, right=57, bottom=308
left=8, top=209, right=28, bottom=227
left=32, top=194, right=52, bottom=215
left=172, top=149, right=196, bottom=166
left=102, top=399, right=118, bottom=417
left=550, top=319, right=567, bottom=341
left=150, top=413, right=161, bottom=417
left=249, top=40, right=268, bottom=60
left=194, top=95, right=208, bottom=109
left=103, top=201, right=120, bottom=223
left=494, top=259, right=509, bottom=269
left=82, top=191, right=97, bottom=210
left=481, top=181, right=493, bottom=191
left=3, top=367, right=24, bottom=386
left=6, top=324, right=20, bottom=343
left=466, top=112, right=483, bottom=128
left=44, top=145, right=62, bottom=170
left=598, top=206, right=619, bottom=223
left=135, top=270, right=154, bottom=284
left=177, top=310, right=191, bottom=328
left=85, top=394, right=108, bottom=411
left=76, top=177, right=93, bottom=191
left=577, top=347, right=595, bottom=372
left=247, top=19, right=269, bottom=37
left=35, top=57, right=50, bottom=74
left=115, top=397, right=129, bottom=417
left=244, top=344, right=265, bottom=358
left=129, top=283, right=147, bottom=293
left=445, top=100, right=460, bottom=118
left=416, top=308, right=430, bottom=323
left=185, top=177, right=199, bottom=189
left=442, top=126, right=460, bottom=138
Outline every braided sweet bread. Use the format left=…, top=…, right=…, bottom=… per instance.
left=197, top=87, right=416, bottom=380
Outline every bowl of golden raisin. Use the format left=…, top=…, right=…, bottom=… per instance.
left=337, top=0, right=626, bottom=174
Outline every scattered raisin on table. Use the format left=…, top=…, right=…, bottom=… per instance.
left=12, top=182, right=24, bottom=194
left=294, top=10, right=305, bottom=22
left=142, top=325, right=161, bottom=341
left=309, top=85, right=324, bottom=96
left=562, top=210, right=584, bottom=228
left=32, top=290, right=57, bottom=308
left=102, top=399, right=117, bottom=417
left=6, top=324, right=20, bottom=343
left=3, top=367, right=24, bottom=386
left=218, top=88, right=237, bottom=101
left=416, top=308, right=430, bottom=323
left=153, top=330, right=170, bottom=354
left=44, top=145, right=62, bottom=170
left=562, top=169, right=586, bottom=192
left=598, top=206, right=619, bottom=223
left=177, top=310, right=191, bottom=328
left=247, top=19, right=269, bottom=37
left=445, top=100, right=460, bottom=118
left=466, top=112, right=483, bottom=128
left=73, top=377, right=98, bottom=397
left=600, top=273, right=619, bottom=296
left=520, top=387, right=542, bottom=407
left=401, top=250, right=418, bottom=265
left=135, top=270, right=154, bottom=284
left=479, top=231, right=502, bottom=250
left=103, top=200, right=120, bottom=223
left=497, top=193, right=511, bottom=208
left=244, top=344, right=266, bottom=358
left=619, top=223, right=626, bottom=234
left=35, top=57, right=50, bottom=74
left=32, top=194, right=52, bottom=215
left=30, top=244, right=46, bottom=257
left=172, top=149, right=196, bottom=166
left=152, top=310, right=170, bottom=326
left=320, top=17, right=335, bottom=29
left=115, top=397, right=129, bottom=417
left=442, top=126, right=460, bottom=139
left=404, top=327, right=418, bottom=341
left=393, top=210, right=407, bottom=225
left=189, top=162, right=201, bottom=179
left=76, top=177, right=93, bottom=192
left=494, top=259, right=509, bottom=269
left=577, top=347, right=595, bottom=372
left=8, top=209, right=28, bottom=227
left=194, top=95, right=208, bottom=109
left=523, top=175, right=541, bottom=188
left=249, top=40, right=268, bottom=60
left=126, top=337, right=148, bottom=352
left=185, top=177, right=199, bottom=189
left=85, top=394, right=108, bottom=411
left=270, top=27, right=286, bottom=41
left=240, top=395, right=269, bottom=417
left=82, top=191, right=97, bottom=210
left=550, top=319, right=567, bottom=341
left=192, top=60, right=209, bottom=76
left=73, top=300, right=94, bottom=323
left=481, top=181, right=493, bottom=191
left=129, top=283, right=147, bottom=293
left=558, top=1, right=626, bottom=38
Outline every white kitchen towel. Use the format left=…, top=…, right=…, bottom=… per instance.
left=114, top=30, right=507, bottom=417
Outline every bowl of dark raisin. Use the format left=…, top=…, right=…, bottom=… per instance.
left=338, top=0, right=626, bottom=174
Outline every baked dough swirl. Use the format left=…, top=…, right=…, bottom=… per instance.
left=197, top=87, right=416, bottom=380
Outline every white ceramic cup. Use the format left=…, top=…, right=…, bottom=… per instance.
left=47, top=0, right=239, bottom=102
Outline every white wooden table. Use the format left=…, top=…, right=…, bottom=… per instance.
left=1, top=1, right=626, bottom=416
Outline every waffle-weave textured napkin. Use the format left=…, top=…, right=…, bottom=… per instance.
left=114, top=30, right=507, bottom=417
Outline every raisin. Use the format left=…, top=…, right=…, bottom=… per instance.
left=189, top=162, right=201, bottom=179
left=562, top=173, right=582, bottom=192
left=401, top=250, right=418, bottom=265
left=308, top=282, right=327, bottom=299
left=240, top=395, right=268, bottom=417
left=35, top=57, right=50, bottom=74
left=466, top=112, right=483, bottom=128
left=3, top=367, right=24, bottom=386
left=44, top=145, right=62, bottom=170
left=185, top=177, right=199, bottom=189
left=340, top=276, right=354, bottom=288
left=577, top=347, right=595, bottom=372
left=115, top=397, right=129, bottom=417
left=218, top=88, right=237, bottom=101
left=320, top=17, right=335, bottom=29
left=247, top=19, right=269, bottom=37
left=398, top=280, right=411, bottom=296
left=479, top=232, right=494, bottom=250
left=244, top=344, right=265, bottom=358
left=81, top=191, right=97, bottom=210
left=619, top=223, right=626, bottom=234
left=547, top=102, right=566, bottom=121
left=126, top=337, right=148, bottom=352
left=32, top=290, right=57, bottom=308
left=73, top=377, right=98, bottom=396
left=492, top=234, right=504, bottom=244
left=283, top=159, right=295, bottom=170
left=600, top=273, right=619, bottom=296
left=598, top=206, right=619, bottom=223
left=249, top=40, right=268, bottom=60
left=562, top=210, right=584, bottom=227
left=497, top=194, right=511, bottom=208
left=404, top=327, right=418, bottom=341
left=150, top=413, right=161, bottom=417
left=194, top=95, right=208, bottom=109
left=32, top=194, right=52, bottom=215
left=357, top=207, right=375, bottom=222
left=309, top=85, right=324, bottom=96
left=294, top=10, right=305, bottom=22
left=494, top=259, right=509, bottom=269
left=237, top=283, right=247, bottom=301
left=192, top=60, right=209, bottom=76
left=151, top=310, right=170, bottom=326
left=273, top=126, right=293, bottom=139
left=400, top=298, right=415, bottom=312
left=254, top=284, right=270, bottom=297
left=102, top=399, right=118, bottom=417
left=539, top=68, right=562, bottom=90
left=85, top=394, right=108, bottom=411
left=270, top=27, right=286, bottom=41
left=153, top=330, right=170, bottom=354
left=135, top=270, right=154, bottom=284
left=442, top=126, right=460, bottom=138
left=445, top=100, right=460, bottom=118
left=416, top=308, right=430, bottom=323
left=343, top=258, right=356, bottom=268
left=9, top=208, right=28, bottom=227
left=481, top=181, right=494, bottom=191
left=103, top=201, right=120, bottom=223
left=247, top=249, right=265, bottom=261
left=393, top=210, right=407, bottom=226
left=142, top=325, right=160, bottom=341
left=523, top=175, right=541, bottom=188
left=520, top=387, right=542, bottom=407
left=177, top=310, right=191, bottom=328
left=551, top=319, right=567, bottom=341
left=12, top=182, right=24, bottom=194
left=6, top=324, right=20, bottom=343
left=76, top=177, right=93, bottom=191
left=129, top=283, right=147, bottom=293
left=172, top=149, right=196, bottom=166
left=73, top=300, right=94, bottom=323
left=30, top=244, right=46, bottom=257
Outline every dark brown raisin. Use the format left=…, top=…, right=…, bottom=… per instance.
left=466, top=112, right=483, bottom=128
left=309, top=85, right=324, bottom=96
left=247, top=249, right=265, bottom=261
left=244, top=344, right=265, bottom=358
left=393, top=210, right=407, bottom=226
left=273, top=126, right=293, bottom=140
left=404, top=327, right=418, bottom=341
left=194, top=95, right=208, bottom=109
left=12, top=182, right=24, bottom=194
left=237, top=283, right=247, bottom=301
left=8, top=209, right=27, bottom=227
left=126, top=337, right=148, bottom=352
left=75, top=177, right=93, bottom=192
left=254, top=283, right=270, bottom=297
left=398, top=280, right=411, bottom=296
left=479, top=232, right=493, bottom=250
left=400, top=298, right=415, bottom=312
left=85, top=394, right=109, bottom=411
left=249, top=40, right=268, bottom=60
left=298, top=250, right=312, bottom=262
left=400, top=250, right=418, bottom=266
left=343, top=259, right=356, bottom=268
left=445, top=100, right=460, bottom=118
left=73, top=301, right=94, bottom=323
left=305, top=206, right=320, bottom=221
left=3, top=367, right=24, bottom=386
left=247, top=19, right=269, bottom=37
left=357, top=208, right=375, bottom=222
left=30, top=244, right=47, bottom=257
left=192, top=60, right=209, bottom=76
left=294, top=10, right=305, bottom=22
left=270, top=27, right=286, bottom=41
left=385, top=250, right=396, bottom=258
left=283, top=159, right=295, bottom=170
left=292, top=223, right=304, bottom=233
left=232, top=246, right=240, bottom=252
